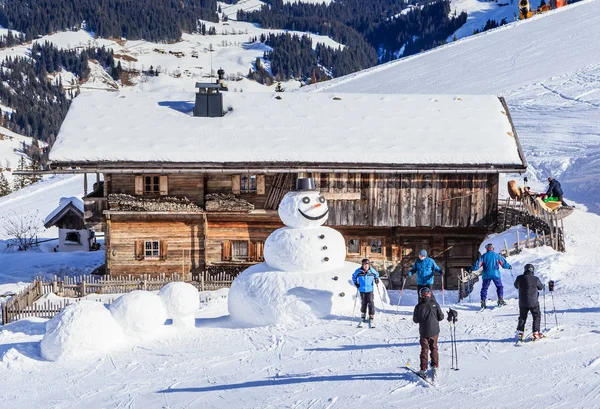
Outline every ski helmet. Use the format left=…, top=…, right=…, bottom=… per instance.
left=525, top=264, right=535, bottom=273
left=419, top=287, right=432, bottom=298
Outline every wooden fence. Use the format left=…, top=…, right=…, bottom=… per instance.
left=1, top=271, right=240, bottom=325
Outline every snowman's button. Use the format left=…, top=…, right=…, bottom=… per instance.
left=319, top=234, right=325, bottom=239
left=324, top=257, right=330, bottom=262
left=322, top=246, right=328, bottom=250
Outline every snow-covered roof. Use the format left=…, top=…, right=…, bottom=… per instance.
left=44, top=197, right=84, bottom=228
left=50, top=92, right=525, bottom=169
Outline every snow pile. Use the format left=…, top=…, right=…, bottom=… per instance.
left=109, top=291, right=168, bottom=337
left=229, top=261, right=388, bottom=326
left=158, top=282, right=200, bottom=327
left=40, top=301, right=127, bottom=362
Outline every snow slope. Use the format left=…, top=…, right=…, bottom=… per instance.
left=313, top=0, right=600, bottom=213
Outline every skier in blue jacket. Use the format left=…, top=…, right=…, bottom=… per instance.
left=471, top=243, right=512, bottom=308
left=407, top=249, right=442, bottom=302
left=352, top=258, right=380, bottom=326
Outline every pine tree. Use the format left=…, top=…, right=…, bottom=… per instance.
left=12, top=156, right=29, bottom=190
left=0, top=172, right=11, bottom=197
left=275, top=82, right=284, bottom=92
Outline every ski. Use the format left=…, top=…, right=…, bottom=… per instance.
left=404, top=364, right=435, bottom=387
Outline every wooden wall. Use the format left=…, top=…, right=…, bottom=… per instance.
left=106, top=173, right=205, bottom=205
left=107, top=216, right=205, bottom=276
left=306, top=172, right=498, bottom=228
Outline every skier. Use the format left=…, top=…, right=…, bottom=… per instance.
left=546, top=177, right=568, bottom=206
left=412, top=287, right=444, bottom=381
left=406, top=249, right=442, bottom=302
left=352, top=258, right=380, bottom=326
left=471, top=243, right=512, bottom=308
left=514, top=263, right=545, bottom=340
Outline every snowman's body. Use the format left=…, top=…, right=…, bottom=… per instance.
left=264, top=189, right=346, bottom=273
left=264, top=226, right=345, bottom=273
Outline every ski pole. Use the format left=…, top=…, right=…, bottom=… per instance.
left=550, top=290, right=559, bottom=330
left=449, top=323, right=455, bottom=370
left=375, top=281, right=386, bottom=324
left=543, top=286, right=547, bottom=332
left=351, top=287, right=360, bottom=326
left=441, top=272, right=445, bottom=307
left=396, top=276, right=407, bottom=311
left=453, top=322, right=459, bottom=370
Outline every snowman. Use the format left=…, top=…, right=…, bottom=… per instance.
left=264, top=177, right=346, bottom=273
left=228, top=178, right=388, bottom=326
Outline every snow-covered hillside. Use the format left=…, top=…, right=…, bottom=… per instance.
left=315, top=0, right=600, bottom=214
left=0, top=126, right=48, bottom=185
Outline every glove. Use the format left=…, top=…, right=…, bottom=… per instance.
left=375, top=278, right=380, bottom=285
left=355, top=282, right=360, bottom=288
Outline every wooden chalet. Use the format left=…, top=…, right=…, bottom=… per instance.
left=46, top=90, right=527, bottom=289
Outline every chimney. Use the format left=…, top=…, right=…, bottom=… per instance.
left=194, top=82, right=224, bottom=117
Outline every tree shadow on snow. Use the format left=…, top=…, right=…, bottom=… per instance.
left=554, top=307, right=600, bottom=314
left=158, top=372, right=413, bottom=393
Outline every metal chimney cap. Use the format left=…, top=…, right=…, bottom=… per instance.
left=295, top=177, right=317, bottom=191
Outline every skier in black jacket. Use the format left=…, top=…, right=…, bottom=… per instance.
left=546, top=177, right=568, bottom=206
left=412, top=287, right=444, bottom=380
left=514, top=264, right=545, bottom=340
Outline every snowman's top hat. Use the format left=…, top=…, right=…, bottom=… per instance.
left=295, top=177, right=317, bottom=191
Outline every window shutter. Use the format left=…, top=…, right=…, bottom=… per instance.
left=256, top=175, right=265, bottom=195
left=231, top=175, right=240, bottom=194
left=135, top=176, right=143, bottom=195
left=222, top=240, right=232, bottom=261
left=248, top=240, right=256, bottom=261
left=256, top=241, right=264, bottom=261
left=135, top=240, right=144, bottom=260
left=159, top=176, right=168, bottom=196
left=160, top=240, right=168, bottom=260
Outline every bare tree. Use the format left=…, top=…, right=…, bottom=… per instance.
left=2, top=209, right=44, bottom=251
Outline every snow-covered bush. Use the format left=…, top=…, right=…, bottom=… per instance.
left=158, top=282, right=199, bottom=327
left=109, top=291, right=168, bottom=336
left=40, top=301, right=127, bottom=361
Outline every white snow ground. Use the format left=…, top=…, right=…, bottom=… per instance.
left=1, top=1, right=600, bottom=408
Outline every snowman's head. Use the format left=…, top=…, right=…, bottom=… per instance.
left=278, top=190, right=329, bottom=228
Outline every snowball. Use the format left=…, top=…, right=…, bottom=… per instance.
left=264, top=227, right=346, bottom=273
left=228, top=261, right=388, bottom=327
left=278, top=191, right=330, bottom=228
left=158, top=282, right=200, bottom=327
left=109, top=291, right=168, bottom=337
left=40, top=301, right=127, bottom=362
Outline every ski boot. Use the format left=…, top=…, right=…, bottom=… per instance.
left=431, top=367, right=438, bottom=383
left=532, top=332, right=545, bottom=341
left=358, top=314, right=367, bottom=328
left=368, top=316, right=375, bottom=328
left=497, top=298, right=507, bottom=307
left=516, top=330, right=524, bottom=342
left=418, top=369, right=428, bottom=379
left=480, top=300, right=486, bottom=310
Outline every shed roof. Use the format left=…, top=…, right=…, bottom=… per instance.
left=44, top=197, right=84, bottom=228
left=49, top=92, right=526, bottom=171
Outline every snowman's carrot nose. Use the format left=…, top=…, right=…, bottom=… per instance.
left=314, top=203, right=322, bottom=208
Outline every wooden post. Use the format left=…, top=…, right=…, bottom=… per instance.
left=201, top=273, right=205, bottom=292
left=560, top=214, right=565, bottom=252
left=80, top=280, right=86, bottom=297
left=504, top=238, right=510, bottom=257
left=526, top=225, right=531, bottom=248
left=516, top=231, right=520, bottom=253
left=84, top=173, right=88, bottom=196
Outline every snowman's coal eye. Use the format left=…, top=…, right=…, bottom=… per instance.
left=302, top=196, right=310, bottom=204
left=319, top=196, right=326, bottom=204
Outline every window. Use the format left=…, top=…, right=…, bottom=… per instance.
left=241, top=175, right=257, bottom=193
left=370, top=239, right=383, bottom=254
left=65, top=231, right=81, bottom=244
left=144, top=175, right=160, bottom=194
left=347, top=238, right=360, bottom=254
left=145, top=240, right=160, bottom=258
left=232, top=241, right=248, bottom=260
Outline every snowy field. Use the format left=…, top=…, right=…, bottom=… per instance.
left=1, top=1, right=600, bottom=408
